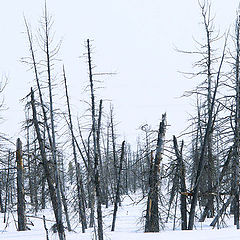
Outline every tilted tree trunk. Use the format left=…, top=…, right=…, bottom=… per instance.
left=63, top=65, right=86, bottom=232
left=210, top=195, right=234, bottom=228
left=25, top=7, right=65, bottom=238
left=111, top=141, right=125, bottom=231
left=30, top=88, right=65, bottom=240
left=188, top=37, right=227, bottom=230
left=43, top=5, right=64, bottom=238
left=199, top=146, right=233, bottom=222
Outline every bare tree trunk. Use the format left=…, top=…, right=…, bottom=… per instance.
left=59, top=177, right=72, bottom=231
left=43, top=5, right=64, bottom=238
left=97, top=100, right=107, bottom=205
left=30, top=88, right=65, bottom=240
left=25, top=8, right=65, bottom=238
left=173, top=136, right=187, bottom=230
left=188, top=38, right=227, bottom=229
left=63, top=66, right=87, bottom=232
left=0, top=178, right=3, bottom=213
left=3, top=151, right=11, bottom=222
left=110, top=107, right=118, bottom=200
left=25, top=112, right=34, bottom=208
left=145, top=151, right=154, bottom=231
left=41, top=175, right=46, bottom=210
left=111, top=141, right=125, bottom=231
left=43, top=215, right=50, bottom=240
left=199, top=146, right=232, bottom=222
left=87, top=39, right=104, bottom=240
left=210, top=195, right=234, bottom=228
left=145, top=113, right=166, bottom=232
left=16, top=138, right=27, bottom=231
left=233, top=12, right=240, bottom=229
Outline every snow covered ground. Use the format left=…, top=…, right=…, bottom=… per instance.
left=1, top=194, right=240, bottom=240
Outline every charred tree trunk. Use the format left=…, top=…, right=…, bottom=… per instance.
left=16, top=138, right=27, bottom=231
left=233, top=12, right=240, bottom=229
left=111, top=141, right=125, bottom=231
left=0, top=179, right=3, bottom=213
left=87, top=39, right=104, bottom=240
left=173, top=136, right=187, bottom=230
left=145, top=113, right=166, bottom=232
left=3, top=152, right=11, bottom=222
left=145, top=151, right=154, bottom=231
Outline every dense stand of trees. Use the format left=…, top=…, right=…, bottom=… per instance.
left=2, top=1, right=240, bottom=240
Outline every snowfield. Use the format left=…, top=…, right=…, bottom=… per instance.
left=1, top=194, right=240, bottom=240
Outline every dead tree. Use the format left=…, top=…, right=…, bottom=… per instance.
left=3, top=151, right=11, bottom=223
left=97, top=100, right=108, bottom=206
left=178, top=1, right=221, bottom=222
left=63, top=66, right=86, bottom=232
left=111, top=141, right=125, bottom=231
left=188, top=36, right=227, bottom=230
left=110, top=106, right=118, bottom=194
left=232, top=10, right=240, bottom=229
left=16, top=138, right=27, bottom=231
left=145, top=113, right=166, bottom=232
left=42, top=6, right=64, bottom=237
left=30, top=88, right=65, bottom=240
left=59, top=177, right=71, bottom=232
left=173, top=136, right=187, bottom=230
left=24, top=6, right=65, bottom=236
left=0, top=180, right=3, bottom=213
left=87, top=39, right=104, bottom=240
left=199, top=146, right=233, bottom=223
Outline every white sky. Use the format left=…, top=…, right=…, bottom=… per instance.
left=0, top=0, right=239, bottom=146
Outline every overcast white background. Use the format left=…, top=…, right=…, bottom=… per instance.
left=0, top=0, right=239, bottom=145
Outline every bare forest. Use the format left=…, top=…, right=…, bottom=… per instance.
left=1, top=1, right=240, bottom=240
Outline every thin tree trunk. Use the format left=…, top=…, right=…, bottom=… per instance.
left=43, top=5, right=64, bottom=238
left=210, top=195, right=234, bottom=228
left=0, top=178, right=3, bottom=213
left=87, top=39, right=104, bottom=240
left=59, top=177, right=72, bottom=231
left=63, top=66, right=87, bottom=232
left=4, top=152, right=11, bottom=222
left=111, top=141, right=125, bottom=231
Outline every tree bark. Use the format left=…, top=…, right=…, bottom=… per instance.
left=87, top=39, right=104, bottom=240
left=111, top=141, right=125, bottom=231
left=145, top=113, right=166, bottom=232
left=173, top=136, right=187, bottom=230
left=16, top=138, right=27, bottom=231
